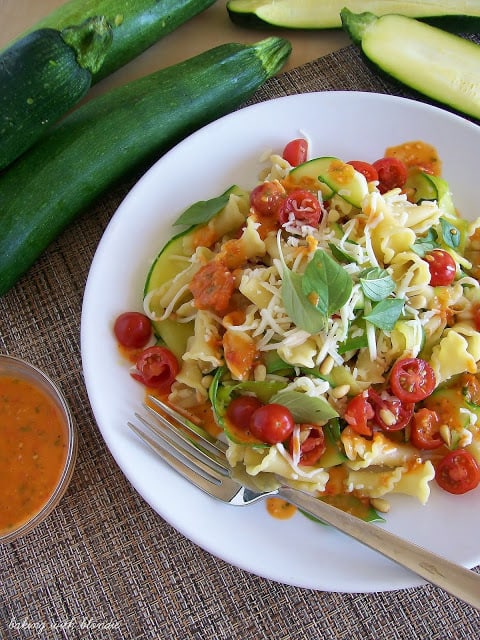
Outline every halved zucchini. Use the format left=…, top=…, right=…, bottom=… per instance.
left=318, top=160, right=369, bottom=208
left=289, top=156, right=337, bottom=199
left=341, top=10, right=480, bottom=120
left=227, top=0, right=480, bottom=31
left=144, top=228, right=196, bottom=359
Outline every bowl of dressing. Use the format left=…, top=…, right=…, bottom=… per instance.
left=0, top=355, right=77, bottom=543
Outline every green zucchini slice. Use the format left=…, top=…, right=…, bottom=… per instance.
left=144, top=229, right=196, bottom=359
left=227, top=0, right=480, bottom=31
left=341, top=10, right=480, bottom=120
left=289, top=157, right=338, bottom=199
left=318, top=161, right=369, bottom=208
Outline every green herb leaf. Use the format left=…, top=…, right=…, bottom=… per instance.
left=279, top=252, right=327, bottom=334
left=338, top=333, right=369, bottom=354
left=364, top=298, right=405, bottom=331
left=328, top=242, right=357, bottom=264
left=411, top=229, right=438, bottom=257
left=302, top=250, right=353, bottom=317
left=359, top=267, right=395, bottom=301
left=270, top=390, right=339, bottom=423
left=173, top=185, right=237, bottom=226
left=440, top=217, right=461, bottom=249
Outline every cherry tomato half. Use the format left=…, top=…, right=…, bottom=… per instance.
left=372, top=156, right=408, bottom=194
left=278, top=189, right=322, bottom=226
left=288, top=424, right=326, bottom=466
left=435, top=449, right=480, bottom=494
left=390, top=357, right=436, bottom=403
left=226, top=396, right=263, bottom=433
left=249, top=181, right=284, bottom=217
left=114, top=311, right=152, bottom=349
left=425, top=249, right=456, bottom=286
left=344, top=392, right=374, bottom=437
left=410, top=408, right=443, bottom=450
left=368, top=389, right=414, bottom=432
left=249, top=403, right=295, bottom=445
left=282, top=138, right=308, bottom=167
left=131, top=346, right=179, bottom=393
left=347, top=160, right=378, bottom=183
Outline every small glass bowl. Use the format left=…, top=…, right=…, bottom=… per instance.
left=0, top=355, right=77, bottom=543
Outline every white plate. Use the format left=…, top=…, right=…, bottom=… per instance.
left=81, top=91, right=480, bottom=593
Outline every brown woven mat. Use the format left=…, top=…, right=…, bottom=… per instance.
left=2, top=39, right=480, bottom=640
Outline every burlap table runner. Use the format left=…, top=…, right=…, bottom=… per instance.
left=1, top=39, right=480, bottom=640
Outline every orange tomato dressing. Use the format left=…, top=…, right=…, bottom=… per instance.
left=146, top=393, right=222, bottom=439
left=0, top=375, right=68, bottom=534
left=385, top=140, right=442, bottom=176
left=266, top=497, right=297, bottom=520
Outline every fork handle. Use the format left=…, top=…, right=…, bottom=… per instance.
left=278, top=486, right=480, bottom=609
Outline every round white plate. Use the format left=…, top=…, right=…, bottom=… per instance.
left=81, top=91, right=480, bottom=592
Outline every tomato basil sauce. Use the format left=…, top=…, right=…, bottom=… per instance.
left=0, top=375, right=68, bottom=534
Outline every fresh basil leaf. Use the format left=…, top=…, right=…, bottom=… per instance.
left=359, top=267, right=395, bottom=302
left=411, top=229, right=438, bottom=257
left=173, top=185, right=237, bottom=226
left=440, top=217, right=461, bottom=249
left=364, top=298, right=405, bottom=331
left=263, top=351, right=294, bottom=375
left=337, top=333, right=369, bottom=354
left=280, top=255, right=327, bottom=334
left=328, top=242, right=357, bottom=264
left=270, top=390, right=339, bottom=423
left=302, top=250, right=353, bottom=317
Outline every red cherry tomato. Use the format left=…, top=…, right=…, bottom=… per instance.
left=347, top=160, right=378, bottom=183
left=278, top=189, right=322, bottom=226
left=226, top=396, right=263, bottom=432
left=282, top=138, right=308, bottom=167
left=249, top=181, right=284, bottom=216
left=372, top=157, right=408, bottom=194
left=435, top=449, right=480, bottom=494
left=368, top=389, right=414, bottom=432
left=114, top=311, right=152, bottom=349
left=390, top=357, right=436, bottom=403
left=131, top=346, right=179, bottom=393
left=288, top=425, right=326, bottom=466
left=410, top=408, right=443, bottom=450
left=343, top=393, right=374, bottom=437
left=249, top=403, right=295, bottom=444
left=425, top=249, right=456, bottom=286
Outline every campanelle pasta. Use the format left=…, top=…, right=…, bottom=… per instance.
left=143, top=140, right=480, bottom=515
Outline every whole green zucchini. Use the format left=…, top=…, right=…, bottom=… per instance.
left=226, top=0, right=480, bottom=32
left=0, top=37, right=291, bottom=296
left=7, top=0, right=217, bottom=83
left=341, top=9, right=480, bottom=120
left=0, top=17, right=112, bottom=171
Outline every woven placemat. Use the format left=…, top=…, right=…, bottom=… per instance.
left=1, top=40, right=480, bottom=640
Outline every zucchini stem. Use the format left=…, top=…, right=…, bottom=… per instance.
left=60, top=16, right=113, bottom=74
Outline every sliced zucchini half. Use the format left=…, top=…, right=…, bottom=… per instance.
left=289, top=156, right=339, bottom=199
left=318, top=160, right=369, bottom=208
left=227, top=0, right=480, bottom=31
left=406, top=170, right=455, bottom=216
left=341, top=10, right=480, bottom=120
left=144, top=228, right=196, bottom=359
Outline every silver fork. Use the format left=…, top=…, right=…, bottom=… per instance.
left=128, top=396, right=480, bottom=609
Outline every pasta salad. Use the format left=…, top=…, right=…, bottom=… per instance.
left=114, top=138, right=480, bottom=519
